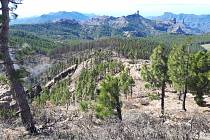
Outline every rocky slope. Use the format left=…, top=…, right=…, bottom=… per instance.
left=0, top=85, right=17, bottom=110
left=0, top=56, right=210, bottom=140
left=150, top=12, right=210, bottom=33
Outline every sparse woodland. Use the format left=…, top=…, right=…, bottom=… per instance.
left=0, top=0, right=210, bottom=140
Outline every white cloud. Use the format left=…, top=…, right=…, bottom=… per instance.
left=15, top=0, right=210, bottom=18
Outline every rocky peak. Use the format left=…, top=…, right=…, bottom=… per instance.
left=52, top=19, right=79, bottom=25
left=171, top=26, right=186, bottom=34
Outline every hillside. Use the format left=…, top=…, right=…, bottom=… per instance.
left=1, top=4, right=210, bottom=139
left=150, top=12, right=210, bottom=33
left=0, top=51, right=210, bottom=139
left=1, top=25, right=210, bottom=139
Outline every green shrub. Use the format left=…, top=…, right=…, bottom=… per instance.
left=194, top=94, right=204, bottom=106
left=34, top=80, right=70, bottom=106
left=0, top=109, right=16, bottom=119
left=79, top=101, right=89, bottom=112
left=95, top=76, right=122, bottom=120
left=144, top=83, right=152, bottom=89
left=0, top=74, right=9, bottom=85
left=95, top=103, right=112, bottom=119
left=146, top=93, right=160, bottom=101
left=50, top=80, right=70, bottom=105
left=34, top=89, right=50, bottom=106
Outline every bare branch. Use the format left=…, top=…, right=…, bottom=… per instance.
left=0, top=60, right=24, bottom=65
left=9, top=0, right=22, bottom=4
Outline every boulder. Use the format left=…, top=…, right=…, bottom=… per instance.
left=0, top=96, right=13, bottom=102
left=0, top=88, right=17, bottom=110
left=140, top=99, right=150, bottom=106
left=0, top=101, right=10, bottom=109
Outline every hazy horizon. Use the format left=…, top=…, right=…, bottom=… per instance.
left=15, top=0, right=210, bottom=18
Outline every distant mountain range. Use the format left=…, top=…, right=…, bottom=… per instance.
left=11, top=11, right=96, bottom=25
left=11, top=11, right=210, bottom=39
left=150, top=12, right=210, bottom=33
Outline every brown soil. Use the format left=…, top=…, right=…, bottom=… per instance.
left=0, top=57, right=210, bottom=139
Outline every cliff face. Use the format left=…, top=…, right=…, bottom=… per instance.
left=150, top=12, right=210, bottom=33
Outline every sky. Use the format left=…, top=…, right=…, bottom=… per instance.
left=15, top=0, right=210, bottom=18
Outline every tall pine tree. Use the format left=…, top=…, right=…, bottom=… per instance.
left=141, top=45, right=168, bottom=116
left=168, top=44, right=189, bottom=111
left=188, top=51, right=210, bottom=106
left=0, top=0, right=36, bottom=133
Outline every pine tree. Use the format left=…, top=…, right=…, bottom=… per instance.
left=188, top=51, right=210, bottom=106
left=119, top=70, right=134, bottom=99
left=95, top=75, right=122, bottom=120
left=168, top=44, right=189, bottom=111
left=0, top=0, right=36, bottom=133
left=141, top=45, right=168, bottom=116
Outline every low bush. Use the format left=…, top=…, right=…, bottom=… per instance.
left=146, top=93, right=160, bottom=101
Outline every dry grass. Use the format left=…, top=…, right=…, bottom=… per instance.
left=0, top=56, right=210, bottom=139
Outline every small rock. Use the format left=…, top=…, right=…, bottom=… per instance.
left=0, top=101, right=10, bottom=109
left=136, top=95, right=147, bottom=98
left=0, top=91, right=12, bottom=99
left=0, top=96, right=13, bottom=102
left=140, top=99, right=150, bottom=106
left=10, top=100, right=17, bottom=109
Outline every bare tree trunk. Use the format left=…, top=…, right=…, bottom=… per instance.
left=161, top=82, right=165, bottom=116
left=0, top=0, right=36, bottom=133
left=178, top=91, right=183, bottom=100
left=115, top=96, right=122, bottom=121
left=128, top=68, right=133, bottom=98
left=182, top=45, right=189, bottom=112
left=130, top=85, right=133, bottom=98
left=182, top=88, right=187, bottom=111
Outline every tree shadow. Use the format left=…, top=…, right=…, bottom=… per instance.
left=199, top=101, right=210, bottom=108
left=205, top=104, right=210, bottom=108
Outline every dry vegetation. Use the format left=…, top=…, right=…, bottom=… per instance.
left=0, top=56, right=210, bottom=140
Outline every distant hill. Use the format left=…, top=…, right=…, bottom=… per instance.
left=83, top=13, right=202, bottom=37
left=83, top=13, right=158, bottom=37
left=11, top=11, right=96, bottom=25
left=11, top=12, right=203, bottom=40
left=150, top=12, right=210, bottom=33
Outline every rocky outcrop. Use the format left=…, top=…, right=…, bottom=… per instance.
left=169, top=25, right=186, bottom=34
left=0, top=85, right=17, bottom=110
left=45, top=64, right=77, bottom=89
left=150, top=12, right=210, bottom=33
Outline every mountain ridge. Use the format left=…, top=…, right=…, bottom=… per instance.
left=11, top=11, right=206, bottom=39
left=150, top=12, right=210, bottom=33
left=11, top=11, right=96, bottom=25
